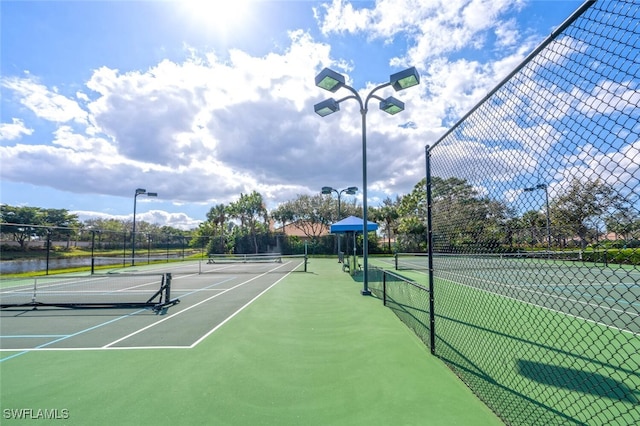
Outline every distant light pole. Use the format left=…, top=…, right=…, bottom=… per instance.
left=90, top=228, right=100, bottom=275
left=147, top=233, right=152, bottom=264
left=314, top=66, right=420, bottom=295
left=322, top=186, right=358, bottom=261
left=132, top=188, right=157, bottom=265
left=523, top=183, right=551, bottom=250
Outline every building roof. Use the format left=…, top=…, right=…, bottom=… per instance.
left=273, top=220, right=330, bottom=238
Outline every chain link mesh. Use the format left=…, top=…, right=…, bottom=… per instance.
left=369, top=268, right=433, bottom=349
left=424, top=1, right=639, bottom=424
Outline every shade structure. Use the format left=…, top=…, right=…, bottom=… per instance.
left=330, top=215, right=378, bottom=234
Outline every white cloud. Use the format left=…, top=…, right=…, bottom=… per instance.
left=316, top=0, right=528, bottom=66
left=557, top=140, right=640, bottom=197
left=5, top=0, right=628, bottom=230
left=0, top=25, right=454, bottom=211
left=1, top=31, right=359, bottom=209
left=431, top=139, right=538, bottom=184
left=0, top=118, right=33, bottom=141
left=72, top=209, right=202, bottom=231
left=314, top=0, right=373, bottom=36
left=1, top=77, right=88, bottom=124
left=577, top=79, right=640, bottom=118
left=495, top=18, right=520, bottom=48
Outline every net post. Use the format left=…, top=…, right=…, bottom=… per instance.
left=32, top=278, right=38, bottom=306
left=164, top=273, right=172, bottom=304
left=91, top=257, right=95, bottom=275
left=304, top=255, right=308, bottom=272
left=394, top=252, right=398, bottom=270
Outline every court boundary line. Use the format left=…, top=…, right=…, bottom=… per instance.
left=375, top=258, right=639, bottom=335
left=102, top=271, right=269, bottom=348
left=440, top=269, right=640, bottom=310
left=0, top=308, right=149, bottom=361
left=188, top=269, right=291, bottom=348
left=437, top=273, right=639, bottom=337
left=0, top=263, right=299, bottom=355
left=106, top=259, right=302, bottom=348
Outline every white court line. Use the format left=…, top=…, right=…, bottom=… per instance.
left=0, top=308, right=149, bottom=360
left=103, top=261, right=299, bottom=348
left=438, top=271, right=639, bottom=336
left=189, top=271, right=291, bottom=348
left=102, top=276, right=264, bottom=347
left=0, top=260, right=302, bottom=355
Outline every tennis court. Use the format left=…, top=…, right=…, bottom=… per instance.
left=0, top=257, right=503, bottom=425
left=378, top=252, right=640, bottom=334
left=368, top=253, right=640, bottom=425
left=0, top=256, right=308, bottom=351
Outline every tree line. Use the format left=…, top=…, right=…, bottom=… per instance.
left=398, top=176, right=639, bottom=253
left=2, top=176, right=639, bottom=256
left=0, top=205, right=186, bottom=252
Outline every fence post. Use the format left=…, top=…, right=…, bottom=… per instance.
left=425, top=145, right=436, bottom=355
left=383, top=272, right=387, bottom=306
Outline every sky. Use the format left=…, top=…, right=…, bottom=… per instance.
left=0, top=0, right=588, bottom=230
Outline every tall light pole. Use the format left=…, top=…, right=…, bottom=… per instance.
left=322, top=186, right=358, bottom=261
left=132, top=188, right=157, bottom=265
left=314, top=67, right=420, bottom=295
left=523, top=183, right=551, bottom=251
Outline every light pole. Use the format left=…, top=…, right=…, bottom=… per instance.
left=523, top=183, right=551, bottom=251
left=132, top=188, right=157, bottom=265
left=314, top=66, right=420, bottom=295
left=90, top=228, right=100, bottom=275
left=322, top=186, right=358, bottom=261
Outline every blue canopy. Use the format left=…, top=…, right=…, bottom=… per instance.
left=330, top=215, right=378, bottom=234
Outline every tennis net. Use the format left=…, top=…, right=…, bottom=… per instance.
left=0, top=273, right=179, bottom=311
left=395, top=251, right=587, bottom=271
left=198, top=254, right=308, bottom=274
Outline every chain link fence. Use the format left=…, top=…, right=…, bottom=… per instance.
left=425, top=1, right=639, bottom=424
left=0, top=224, right=198, bottom=274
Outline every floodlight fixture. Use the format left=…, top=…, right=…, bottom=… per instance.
left=390, top=66, right=420, bottom=91
left=314, top=99, right=340, bottom=117
left=315, top=68, right=346, bottom=93
left=314, top=65, right=420, bottom=295
left=523, top=182, right=551, bottom=250
left=322, top=185, right=359, bottom=261
left=379, top=97, right=405, bottom=115
left=132, top=188, right=158, bottom=265
left=523, top=184, right=546, bottom=192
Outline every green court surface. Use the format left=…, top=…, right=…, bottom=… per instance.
left=0, top=258, right=502, bottom=425
left=367, top=256, right=640, bottom=425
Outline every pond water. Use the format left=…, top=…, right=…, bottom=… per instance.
left=0, top=255, right=185, bottom=274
